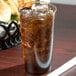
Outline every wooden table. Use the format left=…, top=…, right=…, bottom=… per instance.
left=0, top=4, right=76, bottom=76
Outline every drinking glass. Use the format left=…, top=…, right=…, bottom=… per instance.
left=20, top=1, right=57, bottom=75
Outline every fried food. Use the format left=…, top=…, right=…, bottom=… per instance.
left=0, top=0, right=35, bottom=22
left=0, top=0, right=11, bottom=22
left=5, top=0, right=19, bottom=15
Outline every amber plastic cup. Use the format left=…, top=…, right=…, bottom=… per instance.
left=19, top=1, right=57, bottom=75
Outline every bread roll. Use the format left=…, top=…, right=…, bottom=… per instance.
left=5, top=0, right=19, bottom=15
left=0, top=0, right=11, bottom=22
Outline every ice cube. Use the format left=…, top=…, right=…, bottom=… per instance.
left=49, top=9, right=53, bottom=15
left=32, top=4, right=48, bottom=13
left=21, top=9, right=32, bottom=17
left=38, top=13, right=46, bottom=20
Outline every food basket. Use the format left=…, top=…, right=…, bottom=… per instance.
left=0, top=0, right=35, bottom=50
left=0, top=0, right=22, bottom=50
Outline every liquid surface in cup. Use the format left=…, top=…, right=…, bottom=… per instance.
left=20, top=3, right=54, bottom=75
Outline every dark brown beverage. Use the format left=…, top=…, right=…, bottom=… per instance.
left=20, top=2, right=57, bottom=75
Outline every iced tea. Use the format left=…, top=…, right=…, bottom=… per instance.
left=20, top=2, right=57, bottom=75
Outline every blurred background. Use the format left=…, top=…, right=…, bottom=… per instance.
left=40, top=0, right=76, bottom=5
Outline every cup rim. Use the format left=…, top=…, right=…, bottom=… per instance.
left=18, top=1, right=57, bottom=14
left=49, top=3, right=57, bottom=14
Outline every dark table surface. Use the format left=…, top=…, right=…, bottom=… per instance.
left=0, top=4, right=76, bottom=76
